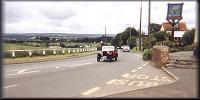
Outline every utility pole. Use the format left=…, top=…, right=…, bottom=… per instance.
left=105, top=26, right=107, bottom=46
left=139, top=0, right=142, bottom=51
left=148, top=0, right=151, bottom=49
left=129, top=27, right=131, bottom=37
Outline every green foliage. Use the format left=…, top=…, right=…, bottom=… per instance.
left=150, top=23, right=162, bottom=33
left=152, top=31, right=168, bottom=42
left=182, top=28, right=195, bottom=45
left=126, top=36, right=136, bottom=49
left=143, top=48, right=153, bottom=61
left=111, top=33, right=121, bottom=47
left=156, top=40, right=175, bottom=48
left=111, top=27, right=139, bottom=47
left=142, top=36, right=157, bottom=51
left=120, top=32, right=130, bottom=45
left=183, top=43, right=197, bottom=51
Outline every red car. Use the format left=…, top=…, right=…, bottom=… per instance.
left=97, top=46, right=118, bottom=62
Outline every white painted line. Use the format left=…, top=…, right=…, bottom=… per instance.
left=131, top=70, right=138, bottom=72
left=7, top=73, right=19, bottom=76
left=23, top=70, right=40, bottom=74
left=162, top=67, right=179, bottom=81
left=106, top=79, right=117, bottom=84
left=3, top=85, right=18, bottom=89
left=70, top=62, right=95, bottom=67
left=142, top=61, right=149, bottom=67
left=138, top=67, right=143, bottom=69
left=7, top=70, right=40, bottom=76
left=82, top=87, right=101, bottom=96
left=56, top=67, right=60, bottom=69
left=16, top=69, right=28, bottom=74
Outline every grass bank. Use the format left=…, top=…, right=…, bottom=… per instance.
left=3, top=51, right=97, bottom=65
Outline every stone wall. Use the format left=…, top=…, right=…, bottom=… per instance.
left=151, top=46, right=170, bottom=67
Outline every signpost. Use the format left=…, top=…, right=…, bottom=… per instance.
left=166, top=3, right=184, bottom=42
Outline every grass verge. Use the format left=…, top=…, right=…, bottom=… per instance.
left=3, top=51, right=97, bottom=65
left=131, top=46, right=143, bottom=53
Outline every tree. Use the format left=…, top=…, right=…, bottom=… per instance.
left=120, top=32, right=130, bottom=45
left=111, top=33, right=121, bottom=47
left=182, top=28, right=195, bottom=45
left=142, top=36, right=157, bottom=51
left=111, top=26, right=139, bottom=48
left=152, top=31, right=168, bottom=42
left=150, top=23, right=162, bottom=33
left=126, top=36, right=137, bottom=49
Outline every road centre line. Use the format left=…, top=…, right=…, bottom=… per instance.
left=3, top=85, right=18, bottom=89
left=16, top=69, right=28, bottom=74
left=7, top=70, right=40, bottom=76
left=131, top=70, right=138, bottom=72
left=23, top=70, right=40, bottom=74
left=106, top=79, right=118, bottom=84
left=81, top=87, right=101, bottom=95
left=131, top=61, right=149, bottom=73
left=69, top=62, right=95, bottom=67
left=137, top=67, right=143, bottom=69
left=142, top=61, right=149, bottom=67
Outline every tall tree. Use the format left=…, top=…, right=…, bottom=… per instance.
left=150, top=23, right=162, bottom=33
left=182, top=28, right=195, bottom=45
left=127, top=36, right=137, bottom=49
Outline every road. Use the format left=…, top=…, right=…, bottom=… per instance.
left=2, top=50, right=176, bottom=98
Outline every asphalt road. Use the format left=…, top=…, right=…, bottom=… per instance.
left=2, top=50, right=176, bottom=98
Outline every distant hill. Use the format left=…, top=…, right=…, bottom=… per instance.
left=3, top=33, right=116, bottom=41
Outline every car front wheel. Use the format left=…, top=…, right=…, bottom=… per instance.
left=115, top=57, right=117, bottom=61
left=97, top=56, right=101, bottom=62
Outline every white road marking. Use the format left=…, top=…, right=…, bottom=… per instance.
left=3, top=85, right=18, bottom=89
left=82, top=87, right=101, bottom=95
left=55, top=67, right=60, bottom=69
left=6, top=70, right=40, bottom=76
left=70, top=62, right=95, bottom=67
left=106, top=79, right=118, bottom=84
left=16, top=69, right=28, bottom=74
left=138, top=67, right=143, bottom=69
left=142, top=61, right=149, bottom=67
left=23, top=70, right=40, bottom=74
left=131, top=70, right=138, bottom=72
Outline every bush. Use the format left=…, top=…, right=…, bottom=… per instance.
left=169, top=48, right=178, bottom=52
left=143, top=48, right=153, bottom=61
left=183, top=43, right=197, bottom=51
left=4, top=52, right=12, bottom=58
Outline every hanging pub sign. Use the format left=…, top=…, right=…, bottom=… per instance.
left=167, top=3, right=183, bottom=20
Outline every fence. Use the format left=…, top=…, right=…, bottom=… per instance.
left=4, top=48, right=97, bottom=58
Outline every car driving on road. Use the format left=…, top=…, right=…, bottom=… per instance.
left=97, top=46, right=118, bottom=62
left=122, top=45, right=130, bottom=52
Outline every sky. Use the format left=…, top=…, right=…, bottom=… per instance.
left=3, top=0, right=197, bottom=34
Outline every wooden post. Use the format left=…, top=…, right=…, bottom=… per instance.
left=12, top=51, right=15, bottom=59
left=29, top=51, right=32, bottom=57
left=43, top=50, right=46, bottom=56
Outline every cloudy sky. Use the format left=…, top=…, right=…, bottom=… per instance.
left=3, top=0, right=197, bottom=34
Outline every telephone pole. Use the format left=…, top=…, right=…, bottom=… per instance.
left=148, top=0, right=151, bottom=49
left=139, top=0, right=142, bottom=51
left=105, top=26, right=107, bottom=46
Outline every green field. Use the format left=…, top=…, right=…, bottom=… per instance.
left=4, top=42, right=100, bottom=51
left=3, top=43, right=48, bottom=50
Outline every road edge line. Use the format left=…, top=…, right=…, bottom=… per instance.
left=161, top=66, right=179, bottom=81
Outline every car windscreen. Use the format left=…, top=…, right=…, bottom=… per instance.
left=102, top=46, right=115, bottom=51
